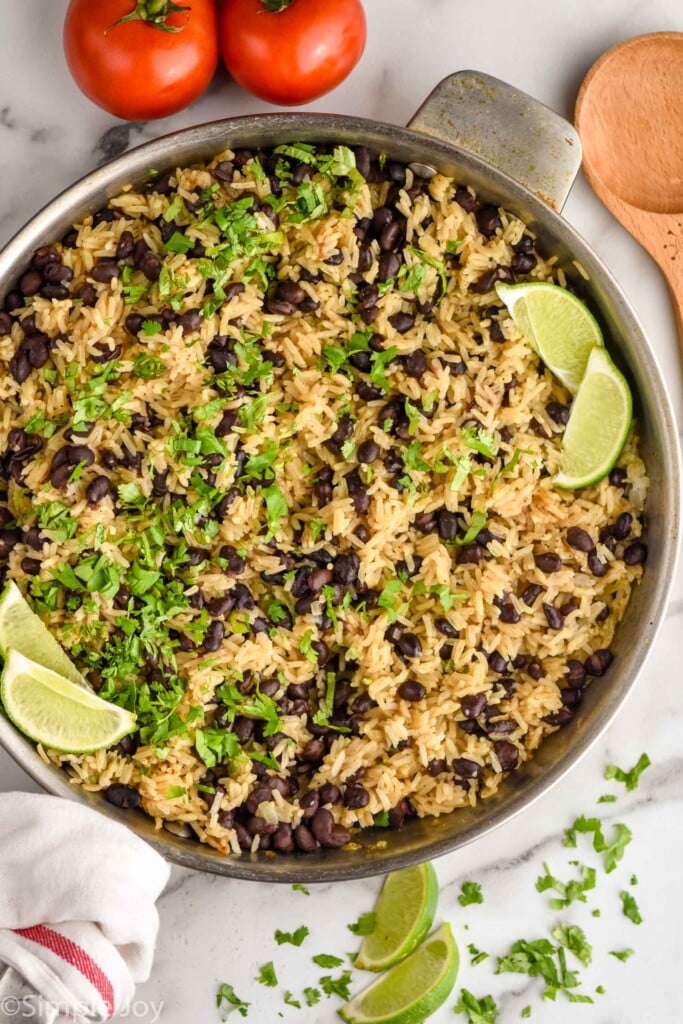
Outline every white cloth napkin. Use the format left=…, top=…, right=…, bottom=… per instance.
left=0, top=792, right=170, bottom=1022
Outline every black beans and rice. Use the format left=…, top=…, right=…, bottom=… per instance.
left=0, top=143, right=648, bottom=855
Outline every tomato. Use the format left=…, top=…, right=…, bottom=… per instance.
left=63, top=0, right=219, bottom=121
left=220, top=0, right=367, bottom=107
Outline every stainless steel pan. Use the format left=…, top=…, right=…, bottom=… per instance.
left=0, top=73, right=679, bottom=882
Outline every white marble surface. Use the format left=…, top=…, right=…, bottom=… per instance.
left=1, top=1, right=683, bottom=1021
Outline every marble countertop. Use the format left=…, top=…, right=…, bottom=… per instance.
left=1, top=1, right=682, bottom=1021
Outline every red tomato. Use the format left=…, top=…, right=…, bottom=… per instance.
left=220, top=0, right=367, bottom=107
left=63, top=0, right=219, bottom=121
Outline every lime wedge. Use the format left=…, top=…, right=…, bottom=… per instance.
left=355, top=863, right=439, bottom=972
left=555, top=346, right=632, bottom=489
left=0, top=580, right=87, bottom=687
left=339, top=923, right=458, bottom=1024
left=496, top=281, right=603, bottom=393
left=0, top=648, right=136, bottom=753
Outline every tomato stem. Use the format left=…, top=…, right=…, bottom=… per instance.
left=109, top=0, right=190, bottom=33
left=259, top=0, right=295, bottom=11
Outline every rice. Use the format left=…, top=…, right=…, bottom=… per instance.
left=0, top=143, right=648, bottom=856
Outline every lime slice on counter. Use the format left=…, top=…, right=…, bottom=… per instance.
left=339, top=922, right=459, bottom=1024
left=0, top=580, right=87, bottom=687
left=355, top=862, right=439, bottom=972
left=555, top=346, right=632, bottom=489
left=0, top=648, right=136, bottom=752
left=496, top=281, right=603, bottom=393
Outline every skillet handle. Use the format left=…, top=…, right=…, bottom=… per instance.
left=407, top=71, right=582, bottom=213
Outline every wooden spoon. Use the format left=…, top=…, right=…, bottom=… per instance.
left=576, top=32, right=683, bottom=338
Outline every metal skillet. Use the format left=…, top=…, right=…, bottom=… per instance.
left=0, top=72, right=679, bottom=882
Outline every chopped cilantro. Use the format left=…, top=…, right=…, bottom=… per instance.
left=620, top=890, right=642, bottom=924
left=403, top=442, right=430, bottom=473
left=163, top=230, right=194, bottom=254
left=163, top=195, right=184, bottom=222
left=458, top=880, right=483, bottom=906
left=535, top=861, right=596, bottom=909
left=551, top=924, right=592, bottom=967
left=292, top=883, right=310, bottom=895
left=378, top=578, right=406, bottom=623
left=404, top=399, right=421, bottom=436
left=312, top=954, right=344, bottom=969
left=604, top=753, right=651, bottom=791
left=299, top=629, right=317, bottom=663
left=462, top=425, right=499, bottom=459
left=597, top=794, right=617, bottom=804
left=283, top=992, right=300, bottom=1008
left=399, top=263, right=426, bottom=293
left=22, top=411, right=62, bottom=438
left=263, top=483, right=287, bottom=539
left=467, top=943, right=489, bottom=966
left=348, top=912, right=376, bottom=936
left=369, top=346, right=398, bottom=391
left=303, top=988, right=321, bottom=1007
left=216, top=982, right=249, bottom=1018
left=164, top=785, right=187, bottom=799
left=319, top=971, right=352, bottom=1001
left=238, top=394, right=269, bottom=430
left=274, top=925, right=309, bottom=947
left=563, top=816, right=632, bottom=872
left=521, top=1007, right=531, bottom=1018
left=610, top=948, right=635, bottom=962
left=194, top=728, right=240, bottom=768
left=256, top=962, right=277, bottom=988
left=453, top=988, right=499, bottom=1023
left=457, top=510, right=487, bottom=547
left=244, top=440, right=279, bottom=480
left=407, top=245, right=448, bottom=295
left=35, top=502, right=78, bottom=541
left=132, top=352, right=165, bottom=378
left=121, top=265, right=148, bottom=305
left=496, top=936, right=593, bottom=1004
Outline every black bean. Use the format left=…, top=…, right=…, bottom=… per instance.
left=18, top=556, right=40, bottom=576
left=498, top=598, right=521, bottom=624
left=269, top=823, right=294, bottom=853
left=356, top=382, right=384, bottom=401
left=403, top=350, right=427, bottom=379
left=175, top=308, right=200, bottom=334
left=104, top=784, right=141, bottom=809
left=452, top=757, right=482, bottom=781
left=398, top=680, right=426, bottom=702
left=613, top=512, right=633, bottom=541
left=379, top=220, right=402, bottom=252
left=588, top=553, right=607, bottom=577
left=457, top=544, right=484, bottom=565
left=343, top=784, right=369, bottom=810
left=596, top=604, right=610, bottom=623
left=547, top=402, right=570, bottom=426
left=397, top=632, right=421, bottom=660
left=493, top=739, right=519, bottom=771
left=543, top=708, right=574, bottom=727
left=566, top=527, right=594, bottom=552
left=534, top=552, right=563, bottom=573
left=609, top=467, right=627, bottom=488
left=357, top=439, right=380, bottom=464
left=19, top=270, right=43, bottom=297
left=436, top=509, right=458, bottom=541
left=431, top=618, right=456, bottom=641
left=460, top=692, right=487, bottom=719
left=219, top=545, right=246, bottom=576
left=520, top=582, right=544, bottom=607
left=543, top=603, right=564, bottom=630
left=203, top=620, right=224, bottom=652
left=206, top=593, right=235, bottom=618
left=86, top=475, right=111, bottom=505
left=140, top=252, right=162, bottom=282
left=623, top=539, right=647, bottom=565
left=412, top=511, right=435, bottom=535
left=292, top=824, right=318, bottom=853
left=389, top=312, right=415, bottom=334
left=10, top=349, right=31, bottom=384
left=585, top=648, right=613, bottom=676
left=561, top=687, right=583, bottom=708
left=511, top=252, right=537, bottom=273
left=312, top=808, right=350, bottom=848
left=476, top=205, right=502, bottom=236
left=296, top=790, right=319, bottom=819
left=333, top=552, right=360, bottom=585
left=319, top=783, right=342, bottom=806
left=90, top=261, right=120, bottom=284
left=526, top=660, right=543, bottom=681
left=377, top=251, right=400, bottom=282
left=472, top=268, right=499, bottom=294
left=212, top=160, right=235, bottom=182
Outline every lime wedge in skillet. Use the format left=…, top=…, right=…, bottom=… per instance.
left=339, top=922, right=459, bottom=1024
left=555, top=346, right=632, bottom=489
left=496, top=281, right=603, bottom=393
left=0, top=648, right=136, bottom=753
left=355, top=862, right=439, bottom=972
left=0, top=580, right=87, bottom=686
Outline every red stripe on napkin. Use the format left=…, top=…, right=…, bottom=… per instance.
left=14, top=924, right=115, bottom=1018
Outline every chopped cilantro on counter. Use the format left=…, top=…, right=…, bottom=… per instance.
left=303, top=988, right=321, bottom=1007
left=256, top=962, right=277, bottom=988
left=216, top=982, right=249, bottom=1018
left=274, top=926, right=309, bottom=947
left=620, top=891, right=642, bottom=924
left=458, top=881, right=484, bottom=906
left=610, top=948, right=635, bottom=962
left=312, top=954, right=344, bottom=969
left=536, top=862, right=596, bottom=909
left=604, top=753, right=651, bottom=791
left=283, top=992, right=300, bottom=1008
left=348, top=912, right=376, bottom=936
left=563, top=816, right=632, bottom=872
left=319, top=971, right=353, bottom=1001
left=551, top=924, right=592, bottom=967
left=292, top=883, right=310, bottom=896
left=467, top=943, right=489, bottom=966
left=454, top=989, right=499, bottom=1023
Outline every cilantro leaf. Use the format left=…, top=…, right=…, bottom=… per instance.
left=348, top=912, right=376, bottom=936
left=304, top=988, right=321, bottom=1007
left=256, top=961, right=277, bottom=987
left=458, top=880, right=484, bottom=906
left=283, top=992, right=301, bottom=1008
left=263, top=483, right=287, bottom=538
left=551, top=924, right=592, bottom=967
left=604, top=753, right=651, bottom=791
left=620, top=890, right=643, bottom=924
left=535, top=861, right=596, bottom=909
left=312, top=954, right=344, bottom=969
left=563, top=816, right=632, bottom=873
left=319, top=971, right=352, bottom=1001
left=275, top=925, right=309, bottom=947
left=610, top=948, right=635, bottom=962
left=194, top=728, right=240, bottom=768
left=292, top=883, right=310, bottom=895
left=216, top=982, right=249, bottom=1018
left=454, top=988, right=499, bottom=1024
left=462, top=425, right=499, bottom=459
